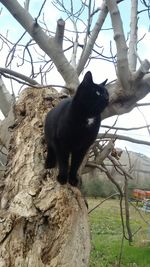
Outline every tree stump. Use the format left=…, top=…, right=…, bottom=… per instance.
left=0, top=88, right=90, bottom=267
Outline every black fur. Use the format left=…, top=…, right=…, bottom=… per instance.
left=44, top=71, right=109, bottom=186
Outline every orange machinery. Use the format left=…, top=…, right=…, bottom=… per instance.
left=132, top=189, right=150, bottom=201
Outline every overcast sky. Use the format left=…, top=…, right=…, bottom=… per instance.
left=0, top=0, right=150, bottom=157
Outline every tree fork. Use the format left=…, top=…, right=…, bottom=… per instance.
left=0, top=88, right=90, bottom=267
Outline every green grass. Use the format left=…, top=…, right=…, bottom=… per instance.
left=88, top=198, right=150, bottom=267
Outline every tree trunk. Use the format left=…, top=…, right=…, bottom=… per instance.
left=0, top=88, right=90, bottom=267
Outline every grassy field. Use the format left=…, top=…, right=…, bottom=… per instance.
left=88, top=198, right=150, bottom=267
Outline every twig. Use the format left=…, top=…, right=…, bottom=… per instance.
left=5, top=31, right=27, bottom=67
left=36, top=0, right=47, bottom=21
left=125, top=147, right=133, bottom=172
left=136, top=102, right=150, bottom=107
left=108, top=154, right=134, bottom=180
left=124, top=177, right=133, bottom=244
left=0, top=70, right=70, bottom=91
left=98, top=132, right=150, bottom=146
left=88, top=193, right=120, bottom=214
left=130, top=202, right=150, bottom=226
left=101, top=124, right=150, bottom=131
left=0, top=68, right=39, bottom=85
left=136, top=106, right=150, bottom=135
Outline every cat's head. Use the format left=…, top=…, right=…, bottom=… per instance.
left=74, top=71, right=109, bottom=117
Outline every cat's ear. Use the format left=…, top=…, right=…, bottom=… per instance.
left=99, top=79, right=108, bottom=86
left=82, top=71, right=93, bottom=84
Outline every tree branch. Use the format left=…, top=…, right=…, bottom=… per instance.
left=135, top=102, right=150, bottom=107
left=88, top=193, right=120, bottom=214
left=98, top=132, right=150, bottom=146
left=95, top=140, right=114, bottom=164
left=0, top=68, right=39, bottom=86
left=128, top=0, right=138, bottom=72
left=77, top=1, right=108, bottom=75
left=0, top=107, right=15, bottom=148
left=0, top=0, right=79, bottom=91
left=24, top=0, right=30, bottom=11
left=0, top=76, right=12, bottom=117
left=77, top=0, right=124, bottom=74
left=55, top=18, right=65, bottom=49
left=106, top=0, right=130, bottom=91
left=101, top=73, right=150, bottom=120
left=102, top=162, right=123, bottom=196
left=133, top=59, right=150, bottom=81
left=108, top=154, right=134, bottom=180
left=101, top=124, right=150, bottom=131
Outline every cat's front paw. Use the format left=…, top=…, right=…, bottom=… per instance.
left=45, top=158, right=56, bottom=169
left=57, top=174, right=68, bottom=185
left=68, top=176, right=79, bottom=187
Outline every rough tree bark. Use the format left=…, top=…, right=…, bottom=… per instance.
left=0, top=88, right=90, bottom=267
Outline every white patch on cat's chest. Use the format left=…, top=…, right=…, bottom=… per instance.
left=87, top=118, right=95, bottom=126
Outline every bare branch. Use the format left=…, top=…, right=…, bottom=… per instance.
left=0, top=0, right=79, bottom=90
left=95, top=140, right=114, bottom=164
left=88, top=193, right=120, bottom=214
left=0, top=107, right=15, bottom=148
left=101, top=74, right=150, bottom=119
left=135, top=102, right=150, bottom=107
left=85, top=162, right=107, bottom=172
left=77, top=1, right=108, bottom=74
left=102, top=162, right=123, bottom=196
left=0, top=70, right=70, bottom=90
left=0, top=76, right=12, bottom=117
left=130, top=202, right=150, bottom=226
left=133, top=59, right=150, bottom=81
left=108, top=154, right=134, bottom=180
left=136, top=106, right=150, bottom=135
left=106, top=0, right=130, bottom=91
left=128, top=0, right=138, bottom=72
left=124, top=178, right=133, bottom=243
left=0, top=68, right=39, bottom=86
left=24, top=0, right=30, bottom=11
left=5, top=31, right=27, bottom=68
left=101, top=124, right=150, bottom=131
left=55, top=18, right=65, bottom=48
left=70, top=19, right=79, bottom=68
left=98, top=132, right=150, bottom=146
left=36, top=0, right=47, bottom=21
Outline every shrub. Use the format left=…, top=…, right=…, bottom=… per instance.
left=82, top=178, right=116, bottom=198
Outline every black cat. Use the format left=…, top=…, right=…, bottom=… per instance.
left=44, top=71, right=109, bottom=186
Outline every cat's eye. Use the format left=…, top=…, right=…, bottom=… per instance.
left=96, top=91, right=101, bottom=96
